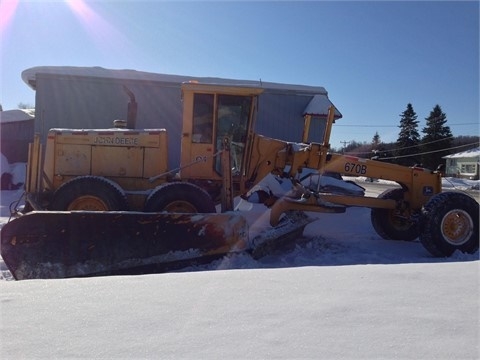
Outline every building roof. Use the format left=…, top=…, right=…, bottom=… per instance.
left=21, top=66, right=343, bottom=119
left=303, top=94, right=342, bottom=118
left=442, top=147, right=480, bottom=159
left=21, top=66, right=328, bottom=95
left=0, top=109, right=35, bottom=124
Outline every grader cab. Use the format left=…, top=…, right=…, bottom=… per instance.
left=1, top=82, right=478, bottom=280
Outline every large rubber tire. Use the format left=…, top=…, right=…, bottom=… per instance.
left=371, top=188, right=419, bottom=241
left=144, top=182, right=216, bottom=213
left=419, top=192, right=479, bottom=257
left=50, top=176, right=129, bottom=211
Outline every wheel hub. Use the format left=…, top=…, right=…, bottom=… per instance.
left=389, top=210, right=412, bottom=231
left=441, top=209, right=474, bottom=246
left=68, top=196, right=109, bottom=211
left=164, top=201, right=197, bottom=213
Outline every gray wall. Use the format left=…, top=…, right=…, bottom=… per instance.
left=35, top=74, right=183, bottom=168
left=34, top=74, right=330, bottom=169
left=1, top=119, right=34, bottom=163
left=257, top=92, right=326, bottom=142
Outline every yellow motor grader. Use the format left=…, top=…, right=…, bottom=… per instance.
left=1, top=82, right=478, bottom=279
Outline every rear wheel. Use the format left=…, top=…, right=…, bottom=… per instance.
left=50, top=176, right=128, bottom=211
left=371, top=188, right=419, bottom=241
left=144, top=182, right=216, bottom=213
left=420, top=192, right=479, bottom=257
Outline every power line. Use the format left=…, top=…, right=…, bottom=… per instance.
left=335, top=124, right=397, bottom=127
left=343, top=136, right=456, bottom=155
left=449, top=122, right=480, bottom=126
left=379, top=142, right=479, bottom=161
left=334, top=122, right=478, bottom=128
left=343, top=139, right=478, bottom=158
left=390, top=136, right=455, bottom=152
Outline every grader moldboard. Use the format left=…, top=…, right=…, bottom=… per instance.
left=1, top=83, right=478, bottom=280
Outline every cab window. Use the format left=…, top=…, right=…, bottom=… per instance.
left=192, top=94, right=214, bottom=143
left=215, top=95, right=252, bottom=175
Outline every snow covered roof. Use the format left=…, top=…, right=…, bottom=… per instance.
left=21, top=66, right=329, bottom=95
left=442, top=147, right=480, bottom=159
left=0, top=109, right=35, bottom=124
left=303, top=94, right=342, bottom=119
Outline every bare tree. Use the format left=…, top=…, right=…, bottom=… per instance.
left=18, top=102, right=34, bottom=109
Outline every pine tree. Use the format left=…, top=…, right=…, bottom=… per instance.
left=395, top=103, right=420, bottom=166
left=421, top=105, right=452, bottom=170
left=372, top=132, right=381, bottom=147
left=370, top=132, right=382, bottom=159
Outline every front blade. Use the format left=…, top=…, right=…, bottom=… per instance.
left=249, top=211, right=316, bottom=259
left=1, top=211, right=248, bottom=280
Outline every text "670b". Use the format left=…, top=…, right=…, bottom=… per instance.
left=344, top=162, right=367, bottom=175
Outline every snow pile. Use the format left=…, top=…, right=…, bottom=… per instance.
left=442, top=176, right=480, bottom=191
left=0, top=153, right=10, bottom=174
left=0, top=154, right=26, bottom=190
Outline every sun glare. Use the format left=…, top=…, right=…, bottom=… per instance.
left=63, top=0, right=131, bottom=54
left=0, top=0, right=19, bottom=36
left=65, top=0, right=94, bottom=20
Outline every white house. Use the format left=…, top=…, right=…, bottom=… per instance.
left=443, top=147, right=480, bottom=180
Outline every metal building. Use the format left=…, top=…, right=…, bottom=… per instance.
left=22, top=66, right=342, bottom=168
left=0, top=109, right=35, bottom=163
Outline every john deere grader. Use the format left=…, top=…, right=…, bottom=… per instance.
left=1, top=83, right=478, bottom=279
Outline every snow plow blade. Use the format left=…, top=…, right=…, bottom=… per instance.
left=248, top=211, right=316, bottom=259
left=0, top=211, right=248, bottom=280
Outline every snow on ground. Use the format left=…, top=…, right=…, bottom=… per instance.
left=0, top=165, right=479, bottom=359
left=1, top=262, right=478, bottom=359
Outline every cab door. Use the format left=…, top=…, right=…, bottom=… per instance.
left=180, top=84, right=262, bottom=182
left=180, top=92, right=219, bottom=180
left=214, top=94, right=254, bottom=177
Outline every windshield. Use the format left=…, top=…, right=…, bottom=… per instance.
left=215, top=95, right=252, bottom=175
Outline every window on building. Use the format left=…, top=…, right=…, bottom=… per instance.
left=460, top=163, right=477, bottom=174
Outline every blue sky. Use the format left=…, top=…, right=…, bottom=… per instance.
left=1, top=0, right=478, bottom=149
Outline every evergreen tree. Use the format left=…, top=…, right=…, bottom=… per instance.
left=372, top=132, right=381, bottom=147
left=421, top=104, right=452, bottom=169
left=395, top=103, right=420, bottom=166
left=370, top=132, right=383, bottom=159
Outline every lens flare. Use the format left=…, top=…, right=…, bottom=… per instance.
left=65, top=0, right=92, bottom=18
left=0, top=0, right=19, bottom=35
left=64, top=0, right=131, bottom=54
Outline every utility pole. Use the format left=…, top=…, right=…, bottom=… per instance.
left=340, top=140, right=350, bottom=153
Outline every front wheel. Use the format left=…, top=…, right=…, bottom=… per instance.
left=371, top=188, right=419, bottom=241
left=144, top=182, right=216, bottom=213
left=420, top=192, right=479, bottom=257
